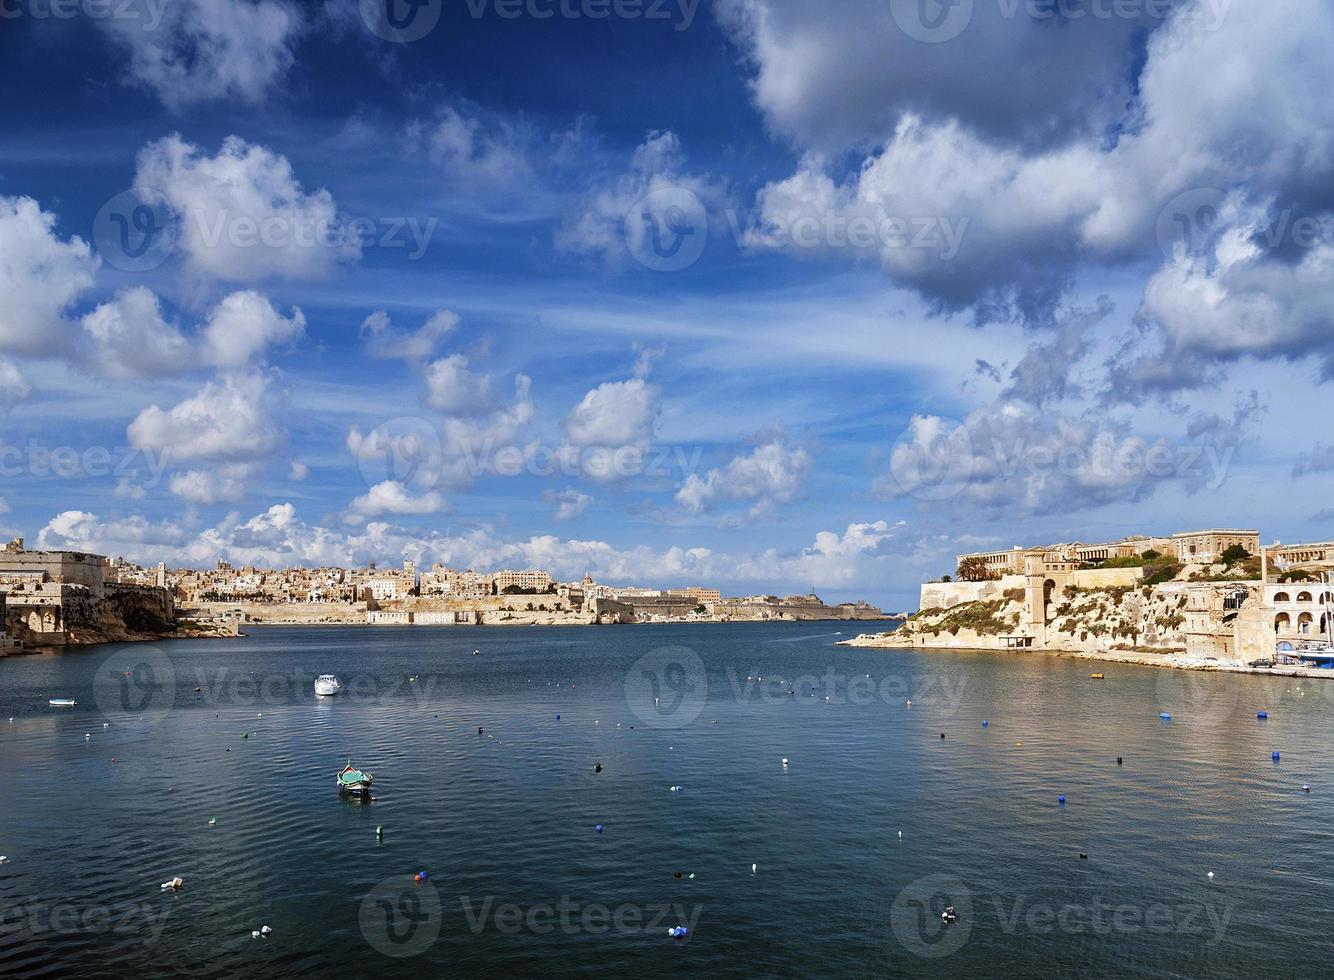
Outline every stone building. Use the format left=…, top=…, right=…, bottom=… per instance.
left=1171, top=529, right=1260, bottom=564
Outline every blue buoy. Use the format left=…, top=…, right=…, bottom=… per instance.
left=595, top=824, right=604, bottom=833
left=556, top=714, right=560, bottom=720
left=1058, top=795, right=1066, bottom=805
left=1257, top=711, right=1268, bottom=720
left=982, top=720, right=989, bottom=728
left=1272, top=751, right=1280, bottom=761
left=1160, top=712, right=1172, bottom=720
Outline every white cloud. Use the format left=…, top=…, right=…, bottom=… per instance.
left=0, top=196, right=98, bottom=354
left=200, top=290, right=306, bottom=368
left=677, top=439, right=811, bottom=518
left=101, top=0, right=302, bottom=109
left=362, top=309, right=458, bottom=362
left=563, top=377, right=658, bottom=452
left=134, top=134, right=357, bottom=282
left=80, top=287, right=192, bottom=380
left=413, top=106, right=533, bottom=188
left=556, top=130, right=728, bottom=266
left=0, top=359, right=32, bottom=414
left=127, top=372, right=283, bottom=501
left=349, top=480, right=446, bottom=518
left=423, top=354, right=493, bottom=415
left=543, top=487, right=594, bottom=521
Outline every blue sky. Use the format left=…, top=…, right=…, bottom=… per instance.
left=0, top=0, right=1331, bottom=608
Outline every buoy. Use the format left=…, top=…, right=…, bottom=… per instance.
left=0, top=856, right=9, bottom=864
left=1079, top=853, right=1088, bottom=860
left=1160, top=712, right=1171, bottom=720
left=414, top=871, right=429, bottom=882
left=781, top=757, right=789, bottom=767
left=595, top=764, right=603, bottom=773
left=261, top=925, right=272, bottom=936
left=1257, top=711, right=1268, bottom=720
left=940, top=733, right=945, bottom=740
left=556, top=714, right=560, bottom=721
left=982, top=720, right=989, bottom=728
left=1272, top=751, right=1281, bottom=761
left=595, top=824, right=604, bottom=834
left=1117, top=757, right=1123, bottom=765
left=1302, top=785, right=1311, bottom=793
left=85, top=733, right=91, bottom=739
left=478, top=727, right=484, bottom=735
left=252, top=931, right=261, bottom=939
left=674, top=871, right=683, bottom=879
left=751, top=863, right=757, bottom=874
left=161, top=877, right=183, bottom=890
left=1058, top=795, right=1066, bottom=805
left=376, top=826, right=384, bottom=838
left=208, top=818, right=217, bottom=826
left=897, top=831, right=902, bottom=839
left=1207, top=871, right=1214, bottom=879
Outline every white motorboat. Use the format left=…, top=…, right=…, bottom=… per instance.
left=314, top=675, right=342, bottom=697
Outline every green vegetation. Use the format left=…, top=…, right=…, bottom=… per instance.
left=924, top=599, right=1016, bottom=637
left=1280, top=569, right=1314, bottom=583
left=1140, top=554, right=1184, bottom=586
left=1221, top=544, right=1252, bottom=565
left=1100, top=554, right=1149, bottom=569
left=1141, top=549, right=1161, bottom=560
left=956, top=557, right=999, bottom=582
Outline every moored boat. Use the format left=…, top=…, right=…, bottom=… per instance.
left=48, top=698, right=78, bottom=707
left=337, top=761, right=373, bottom=796
left=314, top=675, right=342, bottom=697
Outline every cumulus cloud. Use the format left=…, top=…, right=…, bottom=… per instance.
left=100, top=0, right=302, bottom=108
left=0, top=196, right=98, bottom=354
left=677, top=439, right=812, bottom=518
left=543, top=487, right=594, bottom=521
left=411, top=106, right=534, bottom=188
left=80, top=287, right=192, bottom=380
left=424, top=354, right=494, bottom=415
left=737, top=1, right=1334, bottom=335
left=556, top=130, right=728, bottom=266
left=362, top=309, right=458, bottom=362
left=349, top=480, right=446, bottom=518
left=127, top=371, right=283, bottom=501
left=0, top=359, right=32, bottom=415
left=134, top=134, right=357, bottom=282
left=199, top=290, right=305, bottom=368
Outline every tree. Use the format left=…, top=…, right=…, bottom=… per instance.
left=957, top=557, right=996, bottom=582
left=1221, top=545, right=1251, bottom=565
left=1141, top=549, right=1161, bottom=560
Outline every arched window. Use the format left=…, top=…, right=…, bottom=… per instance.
left=1275, top=613, right=1292, bottom=633
left=1297, top=591, right=1314, bottom=603
left=1274, top=592, right=1290, bottom=603
left=1298, top=612, right=1314, bottom=635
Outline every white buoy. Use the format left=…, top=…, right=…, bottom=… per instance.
left=0, top=856, right=9, bottom=864
left=751, top=863, right=757, bottom=874
left=252, top=931, right=261, bottom=939
left=261, top=925, right=272, bottom=936
left=161, top=877, right=183, bottom=890
left=898, top=831, right=903, bottom=839
left=1207, top=871, right=1215, bottom=879
left=781, top=757, right=789, bottom=767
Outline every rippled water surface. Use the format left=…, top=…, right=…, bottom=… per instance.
left=2, top=623, right=1333, bottom=977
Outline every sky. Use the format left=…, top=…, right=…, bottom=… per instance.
left=0, top=0, right=1331, bottom=609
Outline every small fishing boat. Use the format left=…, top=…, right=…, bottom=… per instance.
left=337, top=761, right=373, bottom=797
left=314, top=675, right=342, bottom=697
left=48, top=698, right=78, bottom=707
left=1090, top=673, right=1105, bottom=680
